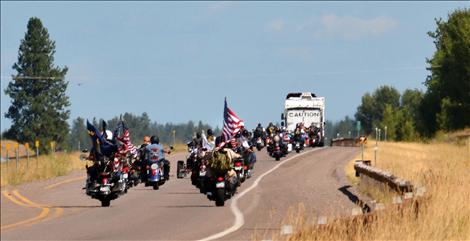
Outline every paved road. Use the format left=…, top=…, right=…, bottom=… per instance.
left=1, top=147, right=359, bottom=240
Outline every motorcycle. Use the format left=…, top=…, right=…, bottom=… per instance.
left=208, top=173, right=238, bottom=207
left=85, top=154, right=126, bottom=207
left=255, top=137, right=264, bottom=151
left=272, top=142, right=283, bottom=161
left=233, top=158, right=245, bottom=184
left=146, top=159, right=166, bottom=190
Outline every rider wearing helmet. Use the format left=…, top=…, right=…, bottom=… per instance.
left=145, top=135, right=172, bottom=181
left=254, top=123, right=264, bottom=139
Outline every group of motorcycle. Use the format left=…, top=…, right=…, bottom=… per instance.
left=81, top=121, right=321, bottom=207
left=82, top=120, right=170, bottom=207
left=177, top=132, right=257, bottom=206
left=255, top=123, right=324, bottom=161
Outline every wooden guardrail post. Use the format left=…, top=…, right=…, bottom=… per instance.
left=5, top=143, right=10, bottom=173
left=35, top=140, right=39, bottom=169
left=25, top=143, right=30, bottom=168
left=15, top=143, right=19, bottom=173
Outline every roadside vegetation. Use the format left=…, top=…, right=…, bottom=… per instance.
left=0, top=139, right=186, bottom=187
left=1, top=150, right=84, bottom=187
left=270, top=130, right=469, bottom=241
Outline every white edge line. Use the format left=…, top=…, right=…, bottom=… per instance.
left=198, top=147, right=326, bottom=241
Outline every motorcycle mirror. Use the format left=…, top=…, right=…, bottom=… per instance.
left=170, top=145, right=174, bottom=150
left=81, top=149, right=88, bottom=153
left=281, top=122, right=284, bottom=127
left=281, top=113, right=284, bottom=120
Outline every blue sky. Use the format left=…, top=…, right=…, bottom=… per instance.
left=1, top=1, right=468, bottom=131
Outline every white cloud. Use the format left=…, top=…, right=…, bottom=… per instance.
left=267, top=19, right=285, bottom=32
left=308, top=14, right=398, bottom=40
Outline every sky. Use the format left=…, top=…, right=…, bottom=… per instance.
left=1, top=1, right=469, bottom=131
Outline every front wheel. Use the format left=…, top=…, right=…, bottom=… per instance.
left=153, top=182, right=159, bottom=190
left=296, top=149, right=300, bottom=153
left=101, top=198, right=111, bottom=207
left=275, top=156, right=280, bottom=161
left=215, top=188, right=225, bottom=206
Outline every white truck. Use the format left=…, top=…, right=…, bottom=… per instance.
left=281, top=92, right=325, bottom=146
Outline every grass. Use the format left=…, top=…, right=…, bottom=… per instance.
left=268, top=133, right=470, bottom=240
left=0, top=140, right=186, bottom=187
left=1, top=151, right=85, bottom=187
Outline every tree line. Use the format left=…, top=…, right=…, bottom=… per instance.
left=3, top=9, right=469, bottom=151
left=352, top=9, right=470, bottom=141
left=68, top=113, right=219, bottom=151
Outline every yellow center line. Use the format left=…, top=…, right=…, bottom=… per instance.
left=1, top=190, right=63, bottom=231
left=1, top=207, right=50, bottom=231
left=2, top=190, right=30, bottom=207
left=44, top=176, right=86, bottom=190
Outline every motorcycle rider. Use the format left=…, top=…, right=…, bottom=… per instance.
left=137, top=136, right=151, bottom=181
left=202, top=129, right=216, bottom=151
left=266, top=122, right=275, bottom=136
left=145, top=135, right=172, bottom=181
left=293, top=123, right=306, bottom=147
left=85, top=123, right=118, bottom=190
left=192, top=131, right=204, bottom=149
left=206, top=136, right=240, bottom=197
left=254, top=123, right=263, bottom=138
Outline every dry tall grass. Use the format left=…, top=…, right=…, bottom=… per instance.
left=0, top=151, right=84, bottom=187
left=272, top=138, right=470, bottom=240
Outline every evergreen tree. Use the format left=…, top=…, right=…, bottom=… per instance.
left=4, top=17, right=70, bottom=152
left=422, top=9, right=470, bottom=134
left=68, top=117, right=89, bottom=151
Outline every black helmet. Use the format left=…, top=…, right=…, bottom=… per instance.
left=207, top=129, right=213, bottom=136
left=150, top=135, right=159, bottom=144
left=196, top=131, right=202, bottom=139
left=257, top=123, right=262, bottom=127
left=242, top=129, right=249, bottom=137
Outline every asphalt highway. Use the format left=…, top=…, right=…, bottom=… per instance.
left=1, top=147, right=359, bottom=240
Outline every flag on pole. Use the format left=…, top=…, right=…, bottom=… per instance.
left=222, top=98, right=244, bottom=142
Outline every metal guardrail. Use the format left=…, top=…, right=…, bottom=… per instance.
left=330, top=138, right=361, bottom=147
left=354, top=160, right=414, bottom=193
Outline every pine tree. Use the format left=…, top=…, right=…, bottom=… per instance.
left=4, top=17, right=70, bottom=152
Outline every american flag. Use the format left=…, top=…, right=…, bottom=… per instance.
left=222, top=98, right=244, bottom=142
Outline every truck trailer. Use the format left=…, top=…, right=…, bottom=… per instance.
left=281, top=92, right=325, bottom=146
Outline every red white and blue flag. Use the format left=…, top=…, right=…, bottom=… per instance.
left=222, top=98, right=244, bottom=142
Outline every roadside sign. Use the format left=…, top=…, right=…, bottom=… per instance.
left=6, top=143, right=11, bottom=150
left=356, top=121, right=361, bottom=132
left=14, top=143, right=19, bottom=149
left=35, top=140, right=40, bottom=148
left=25, top=143, right=30, bottom=149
